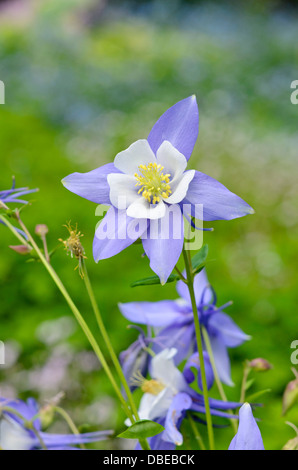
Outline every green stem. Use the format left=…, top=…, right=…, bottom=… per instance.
left=187, top=412, right=206, bottom=450
left=82, top=262, right=150, bottom=450
left=240, top=363, right=251, bottom=403
left=182, top=246, right=215, bottom=450
left=202, top=327, right=237, bottom=433
left=174, top=265, right=186, bottom=282
left=15, top=215, right=134, bottom=425
left=0, top=214, right=32, bottom=249
left=54, top=406, right=85, bottom=450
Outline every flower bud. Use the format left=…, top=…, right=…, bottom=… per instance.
left=35, top=224, right=49, bottom=237
left=9, top=245, right=32, bottom=255
left=39, top=403, right=55, bottom=430
left=282, top=379, right=298, bottom=415
left=249, top=358, right=272, bottom=372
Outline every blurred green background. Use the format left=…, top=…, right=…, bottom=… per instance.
left=0, top=0, right=298, bottom=450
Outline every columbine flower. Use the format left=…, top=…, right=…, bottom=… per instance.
left=0, top=178, right=38, bottom=207
left=62, top=96, right=253, bottom=284
left=130, top=348, right=240, bottom=450
left=0, top=178, right=38, bottom=237
left=229, top=403, right=264, bottom=450
left=0, top=397, right=113, bottom=450
left=119, top=269, right=250, bottom=386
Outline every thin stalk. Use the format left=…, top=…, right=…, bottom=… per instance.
left=182, top=246, right=215, bottom=450
left=41, top=234, right=50, bottom=263
left=187, top=412, right=206, bottom=450
left=54, top=406, right=85, bottom=450
left=14, top=215, right=134, bottom=424
left=240, top=363, right=251, bottom=403
left=82, top=262, right=150, bottom=450
left=174, top=265, right=186, bottom=282
left=13, top=214, right=149, bottom=450
left=202, top=327, right=237, bottom=433
left=0, top=214, right=32, bottom=249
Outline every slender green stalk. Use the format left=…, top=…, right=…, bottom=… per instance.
left=82, top=262, right=150, bottom=450
left=41, top=233, right=50, bottom=263
left=0, top=214, right=32, bottom=249
left=13, top=215, right=134, bottom=424
left=240, top=363, right=251, bottom=403
left=202, top=327, right=237, bottom=433
left=182, top=246, right=215, bottom=450
left=10, top=213, right=149, bottom=450
left=54, top=406, right=85, bottom=450
left=187, top=412, right=206, bottom=450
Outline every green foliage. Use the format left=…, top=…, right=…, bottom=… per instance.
left=118, top=420, right=164, bottom=439
left=131, top=273, right=180, bottom=287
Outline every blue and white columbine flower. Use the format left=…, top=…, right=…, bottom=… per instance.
left=62, top=96, right=253, bottom=284
left=0, top=398, right=113, bottom=450
left=119, top=268, right=250, bottom=386
left=130, top=348, right=240, bottom=450
left=229, top=403, right=264, bottom=450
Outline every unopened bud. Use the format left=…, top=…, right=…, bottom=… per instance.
left=35, top=224, right=49, bottom=237
left=249, top=358, right=272, bottom=372
left=282, top=379, right=298, bottom=415
left=9, top=245, right=32, bottom=255
left=39, top=404, right=55, bottom=430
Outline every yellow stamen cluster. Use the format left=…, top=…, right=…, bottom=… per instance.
left=130, top=371, right=165, bottom=396
left=134, top=162, right=172, bottom=204
left=59, top=222, right=87, bottom=278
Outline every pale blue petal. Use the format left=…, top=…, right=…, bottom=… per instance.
left=148, top=96, right=199, bottom=161
left=184, top=171, right=254, bottom=221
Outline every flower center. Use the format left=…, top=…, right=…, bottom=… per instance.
left=130, top=371, right=165, bottom=395
left=134, top=163, right=172, bottom=204
left=141, top=379, right=165, bottom=396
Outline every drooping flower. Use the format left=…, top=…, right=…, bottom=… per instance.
left=62, top=96, right=254, bottom=284
left=0, top=397, right=113, bottom=450
left=228, top=403, right=264, bottom=450
left=119, top=269, right=250, bottom=386
left=130, top=348, right=240, bottom=450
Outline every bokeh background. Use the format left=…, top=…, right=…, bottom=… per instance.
left=0, top=0, right=298, bottom=450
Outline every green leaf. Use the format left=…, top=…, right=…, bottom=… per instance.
left=131, top=273, right=180, bottom=287
left=191, top=245, right=208, bottom=273
left=117, top=420, right=164, bottom=439
left=246, top=388, right=271, bottom=402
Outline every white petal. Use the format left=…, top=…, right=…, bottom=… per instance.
left=156, top=141, right=188, bottom=181
left=166, top=170, right=195, bottom=204
left=114, top=139, right=156, bottom=175
left=147, top=388, right=175, bottom=421
left=0, top=417, right=33, bottom=450
left=127, top=198, right=166, bottom=220
left=107, top=173, right=139, bottom=209
left=138, top=393, right=158, bottom=421
left=151, top=348, right=188, bottom=393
